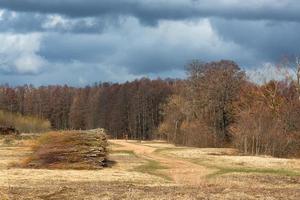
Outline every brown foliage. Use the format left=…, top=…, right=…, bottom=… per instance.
left=159, top=60, right=245, bottom=147
left=232, top=81, right=300, bottom=157
left=160, top=60, right=300, bottom=157
left=0, top=79, right=173, bottom=139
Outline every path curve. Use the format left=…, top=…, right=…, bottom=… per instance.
left=110, top=140, right=215, bottom=186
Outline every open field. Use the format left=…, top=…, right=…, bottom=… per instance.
left=0, top=137, right=300, bottom=199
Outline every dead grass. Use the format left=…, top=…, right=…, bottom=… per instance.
left=1, top=180, right=300, bottom=200
left=1, top=139, right=300, bottom=199
left=108, top=141, right=124, bottom=148
left=140, top=142, right=176, bottom=149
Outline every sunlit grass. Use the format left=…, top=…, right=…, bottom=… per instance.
left=132, top=159, right=171, bottom=181
left=156, top=148, right=300, bottom=178
left=154, top=147, right=191, bottom=154
left=110, top=150, right=137, bottom=157
left=208, top=167, right=300, bottom=178
left=108, top=142, right=124, bottom=148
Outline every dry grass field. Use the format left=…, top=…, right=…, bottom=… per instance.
left=0, top=136, right=300, bottom=199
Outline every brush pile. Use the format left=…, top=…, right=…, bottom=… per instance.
left=21, top=130, right=108, bottom=169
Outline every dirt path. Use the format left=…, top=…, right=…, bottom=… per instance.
left=110, top=140, right=215, bottom=186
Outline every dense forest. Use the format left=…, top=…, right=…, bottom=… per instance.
left=0, top=79, right=174, bottom=139
left=1, top=60, right=300, bottom=157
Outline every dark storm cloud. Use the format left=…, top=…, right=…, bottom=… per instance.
left=38, top=33, right=118, bottom=62
left=0, top=11, right=45, bottom=33
left=1, top=0, right=300, bottom=24
left=36, top=19, right=248, bottom=76
left=0, top=10, right=112, bottom=33
left=1, top=0, right=300, bottom=85
left=210, top=19, right=300, bottom=64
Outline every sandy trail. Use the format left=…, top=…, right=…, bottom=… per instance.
left=110, top=140, right=215, bottom=186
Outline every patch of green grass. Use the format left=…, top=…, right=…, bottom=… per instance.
left=156, top=148, right=300, bottom=178
left=208, top=167, right=300, bottom=178
left=110, top=150, right=137, bottom=157
left=189, top=158, right=300, bottom=178
left=0, top=136, right=19, bottom=147
left=132, top=159, right=171, bottom=181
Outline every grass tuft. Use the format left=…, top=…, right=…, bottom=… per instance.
left=132, top=159, right=171, bottom=180
left=189, top=158, right=300, bottom=178
left=208, top=167, right=300, bottom=178
left=110, top=150, right=137, bottom=157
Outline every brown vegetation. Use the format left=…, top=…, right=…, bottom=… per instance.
left=159, top=60, right=300, bottom=157
left=232, top=81, right=300, bottom=157
left=0, top=110, right=50, bottom=133
left=19, top=130, right=108, bottom=169
left=159, top=60, right=245, bottom=147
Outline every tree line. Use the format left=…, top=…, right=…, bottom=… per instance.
left=1, top=60, right=300, bottom=157
left=0, top=79, right=173, bottom=139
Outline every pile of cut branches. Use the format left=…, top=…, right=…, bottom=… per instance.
left=20, top=130, right=108, bottom=169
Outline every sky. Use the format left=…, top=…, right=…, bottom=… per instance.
left=0, top=0, right=300, bottom=86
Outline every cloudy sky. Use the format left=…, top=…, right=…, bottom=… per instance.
left=0, top=0, right=300, bottom=86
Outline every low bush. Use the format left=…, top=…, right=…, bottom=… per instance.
left=0, top=110, right=51, bottom=133
left=2, top=135, right=15, bottom=146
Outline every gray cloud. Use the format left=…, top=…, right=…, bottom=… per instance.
left=1, top=0, right=300, bottom=24
left=210, top=18, right=300, bottom=65
left=37, top=19, right=251, bottom=75
left=0, top=10, right=115, bottom=33
left=0, top=1, right=300, bottom=85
